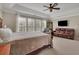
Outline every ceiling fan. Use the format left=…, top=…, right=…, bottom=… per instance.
left=43, top=3, right=60, bottom=12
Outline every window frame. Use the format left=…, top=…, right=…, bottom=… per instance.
left=16, top=15, right=46, bottom=32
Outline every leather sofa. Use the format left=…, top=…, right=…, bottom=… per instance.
left=53, top=28, right=75, bottom=40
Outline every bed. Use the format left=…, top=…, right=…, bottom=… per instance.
left=10, top=32, right=50, bottom=55
left=0, top=18, right=50, bottom=55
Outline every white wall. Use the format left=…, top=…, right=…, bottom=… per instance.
left=0, top=4, right=16, bottom=32
left=0, top=10, right=2, bottom=18
left=0, top=4, right=2, bottom=18
left=0, top=5, right=17, bottom=32
left=2, top=12, right=16, bottom=32
left=53, top=15, right=79, bottom=40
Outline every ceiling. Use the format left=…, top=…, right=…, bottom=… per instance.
left=1, top=3, right=79, bottom=19
left=19, top=3, right=79, bottom=14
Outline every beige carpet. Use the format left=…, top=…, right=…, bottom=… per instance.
left=37, top=48, right=59, bottom=55
left=37, top=36, right=79, bottom=55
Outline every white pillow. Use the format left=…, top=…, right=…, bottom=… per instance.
left=0, top=28, right=13, bottom=41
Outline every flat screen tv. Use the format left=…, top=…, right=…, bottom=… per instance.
left=58, top=20, right=68, bottom=26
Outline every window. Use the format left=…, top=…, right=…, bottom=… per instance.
left=17, top=16, right=27, bottom=32
left=28, top=18, right=35, bottom=32
left=35, top=19, right=42, bottom=31
left=41, top=20, right=46, bottom=31
left=17, top=16, right=46, bottom=32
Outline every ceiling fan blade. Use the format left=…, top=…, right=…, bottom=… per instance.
left=53, top=8, right=60, bottom=10
left=43, top=5, right=49, bottom=8
left=52, top=3, right=58, bottom=7
left=43, top=9, right=48, bottom=11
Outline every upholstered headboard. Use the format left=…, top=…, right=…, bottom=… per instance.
left=0, top=18, right=2, bottom=28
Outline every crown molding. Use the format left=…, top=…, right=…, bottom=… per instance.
left=14, top=4, right=50, bottom=19
left=2, top=4, right=50, bottom=19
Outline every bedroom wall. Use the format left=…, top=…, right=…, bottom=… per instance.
left=0, top=4, right=2, bottom=18
left=0, top=4, right=16, bottom=32
left=53, top=15, right=79, bottom=40
left=0, top=9, right=2, bottom=18
left=2, top=12, right=16, bottom=32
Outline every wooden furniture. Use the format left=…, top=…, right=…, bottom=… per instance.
left=53, top=28, right=75, bottom=40
left=10, top=32, right=50, bottom=55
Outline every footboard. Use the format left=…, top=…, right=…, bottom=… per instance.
left=10, top=34, right=50, bottom=55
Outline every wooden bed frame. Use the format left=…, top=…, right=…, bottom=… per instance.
left=10, top=32, right=50, bottom=55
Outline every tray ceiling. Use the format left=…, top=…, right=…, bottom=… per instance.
left=1, top=3, right=79, bottom=19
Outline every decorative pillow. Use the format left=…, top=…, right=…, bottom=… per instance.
left=0, top=28, right=13, bottom=41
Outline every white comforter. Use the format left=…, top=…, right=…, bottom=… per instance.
left=0, top=31, right=49, bottom=44
left=11, top=32, right=48, bottom=41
